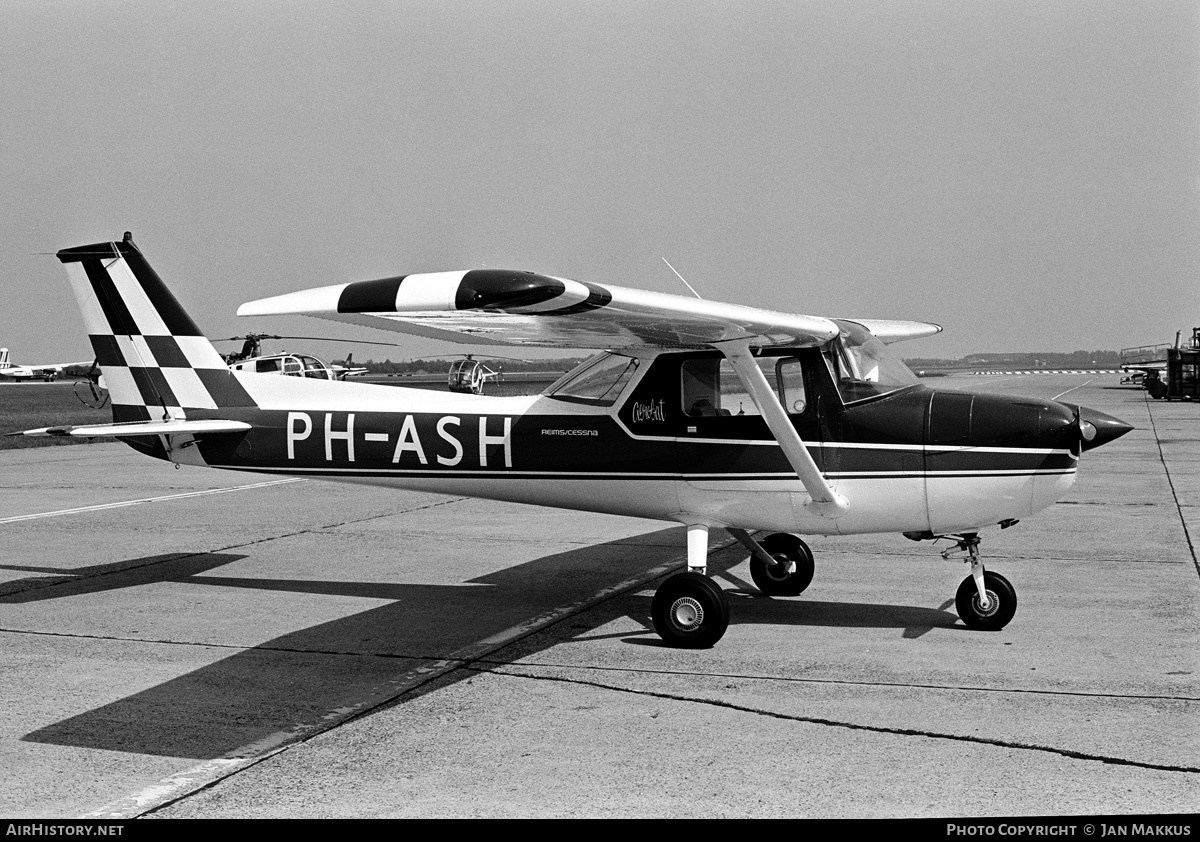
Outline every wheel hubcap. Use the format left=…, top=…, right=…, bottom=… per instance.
left=974, top=589, right=1000, bottom=618
left=670, top=596, right=704, bottom=632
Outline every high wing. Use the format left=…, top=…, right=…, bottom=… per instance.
left=840, top=318, right=944, bottom=345
left=238, top=269, right=940, bottom=349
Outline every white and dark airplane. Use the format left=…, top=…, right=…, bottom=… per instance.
left=220, top=334, right=369, bottom=381
left=0, top=348, right=92, bottom=382
left=18, top=233, right=1133, bottom=647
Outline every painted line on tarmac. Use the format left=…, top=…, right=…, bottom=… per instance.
left=81, top=533, right=742, bottom=820
left=1053, top=376, right=1100, bottom=400
left=0, top=478, right=307, bottom=525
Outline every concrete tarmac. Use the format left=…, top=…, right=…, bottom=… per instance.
left=0, top=374, right=1196, bottom=818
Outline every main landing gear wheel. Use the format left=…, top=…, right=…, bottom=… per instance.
left=955, top=570, right=1017, bottom=631
left=749, top=533, right=815, bottom=596
left=651, top=572, right=730, bottom=649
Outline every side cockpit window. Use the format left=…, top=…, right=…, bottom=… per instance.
left=681, top=356, right=806, bottom=417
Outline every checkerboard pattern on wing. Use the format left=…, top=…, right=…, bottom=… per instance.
left=56, top=234, right=255, bottom=422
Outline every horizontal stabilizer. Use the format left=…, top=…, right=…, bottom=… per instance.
left=14, top=419, right=252, bottom=438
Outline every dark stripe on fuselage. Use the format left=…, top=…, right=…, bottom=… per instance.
left=183, top=408, right=1074, bottom=479
left=204, top=466, right=1074, bottom=483
left=338, top=275, right=406, bottom=313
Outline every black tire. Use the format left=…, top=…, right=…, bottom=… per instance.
left=955, top=571, right=1017, bottom=631
left=749, top=533, right=815, bottom=596
left=651, top=572, right=730, bottom=648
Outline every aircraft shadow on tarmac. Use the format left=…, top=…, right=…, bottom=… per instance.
left=0, top=553, right=247, bottom=602
left=21, top=528, right=958, bottom=760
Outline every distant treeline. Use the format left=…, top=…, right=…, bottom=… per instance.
left=905, top=350, right=1121, bottom=369
left=335, top=356, right=590, bottom=375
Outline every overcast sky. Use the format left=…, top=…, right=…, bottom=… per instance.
left=2, top=0, right=1197, bottom=364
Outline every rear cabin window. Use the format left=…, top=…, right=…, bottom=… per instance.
left=546, top=353, right=640, bottom=406
left=681, top=356, right=806, bottom=417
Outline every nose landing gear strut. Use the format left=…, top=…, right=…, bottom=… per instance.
left=941, top=533, right=1018, bottom=631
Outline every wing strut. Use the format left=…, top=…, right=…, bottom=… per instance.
left=718, top=340, right=849, bottom=519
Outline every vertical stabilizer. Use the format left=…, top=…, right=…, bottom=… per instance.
left=55, top=233, right=256, bottom=422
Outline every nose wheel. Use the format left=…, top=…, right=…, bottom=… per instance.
left=955, top=570, right=1017, bottom=630
left=942, top=534, right=1018, bottom=630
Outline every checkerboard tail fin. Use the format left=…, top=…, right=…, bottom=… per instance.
left=55, top=233, right=257, bottom=422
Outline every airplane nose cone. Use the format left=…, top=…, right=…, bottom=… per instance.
left=1066, top=404, right=1134, bottom=451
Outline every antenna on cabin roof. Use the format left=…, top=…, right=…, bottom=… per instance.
left=662, top=258, right=703, bottom=299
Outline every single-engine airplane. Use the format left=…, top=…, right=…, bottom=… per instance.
left=0, top=348, right=93, bottom=382
left=19, top=233, right=1133, bottom=647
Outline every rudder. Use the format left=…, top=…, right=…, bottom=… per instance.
left=56, top=232, right=256, bottom=422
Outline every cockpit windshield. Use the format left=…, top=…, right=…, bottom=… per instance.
left=546, top=352, right=640, bottom=406
left=824, top=320, right=920, bottom=404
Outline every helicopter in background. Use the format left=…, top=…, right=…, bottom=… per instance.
left=446, top=354, right=503, bottom=394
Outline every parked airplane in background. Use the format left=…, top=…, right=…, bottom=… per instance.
left=18, top=233, right=1133, bottom=648
left=333, top=353, right=370, bottom=380
left=0, top=348, right=92, bottom=381
left=220, top=334, right=369, bottom=381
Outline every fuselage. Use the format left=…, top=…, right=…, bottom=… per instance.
left=121, top=347, right=1093, bottom=538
